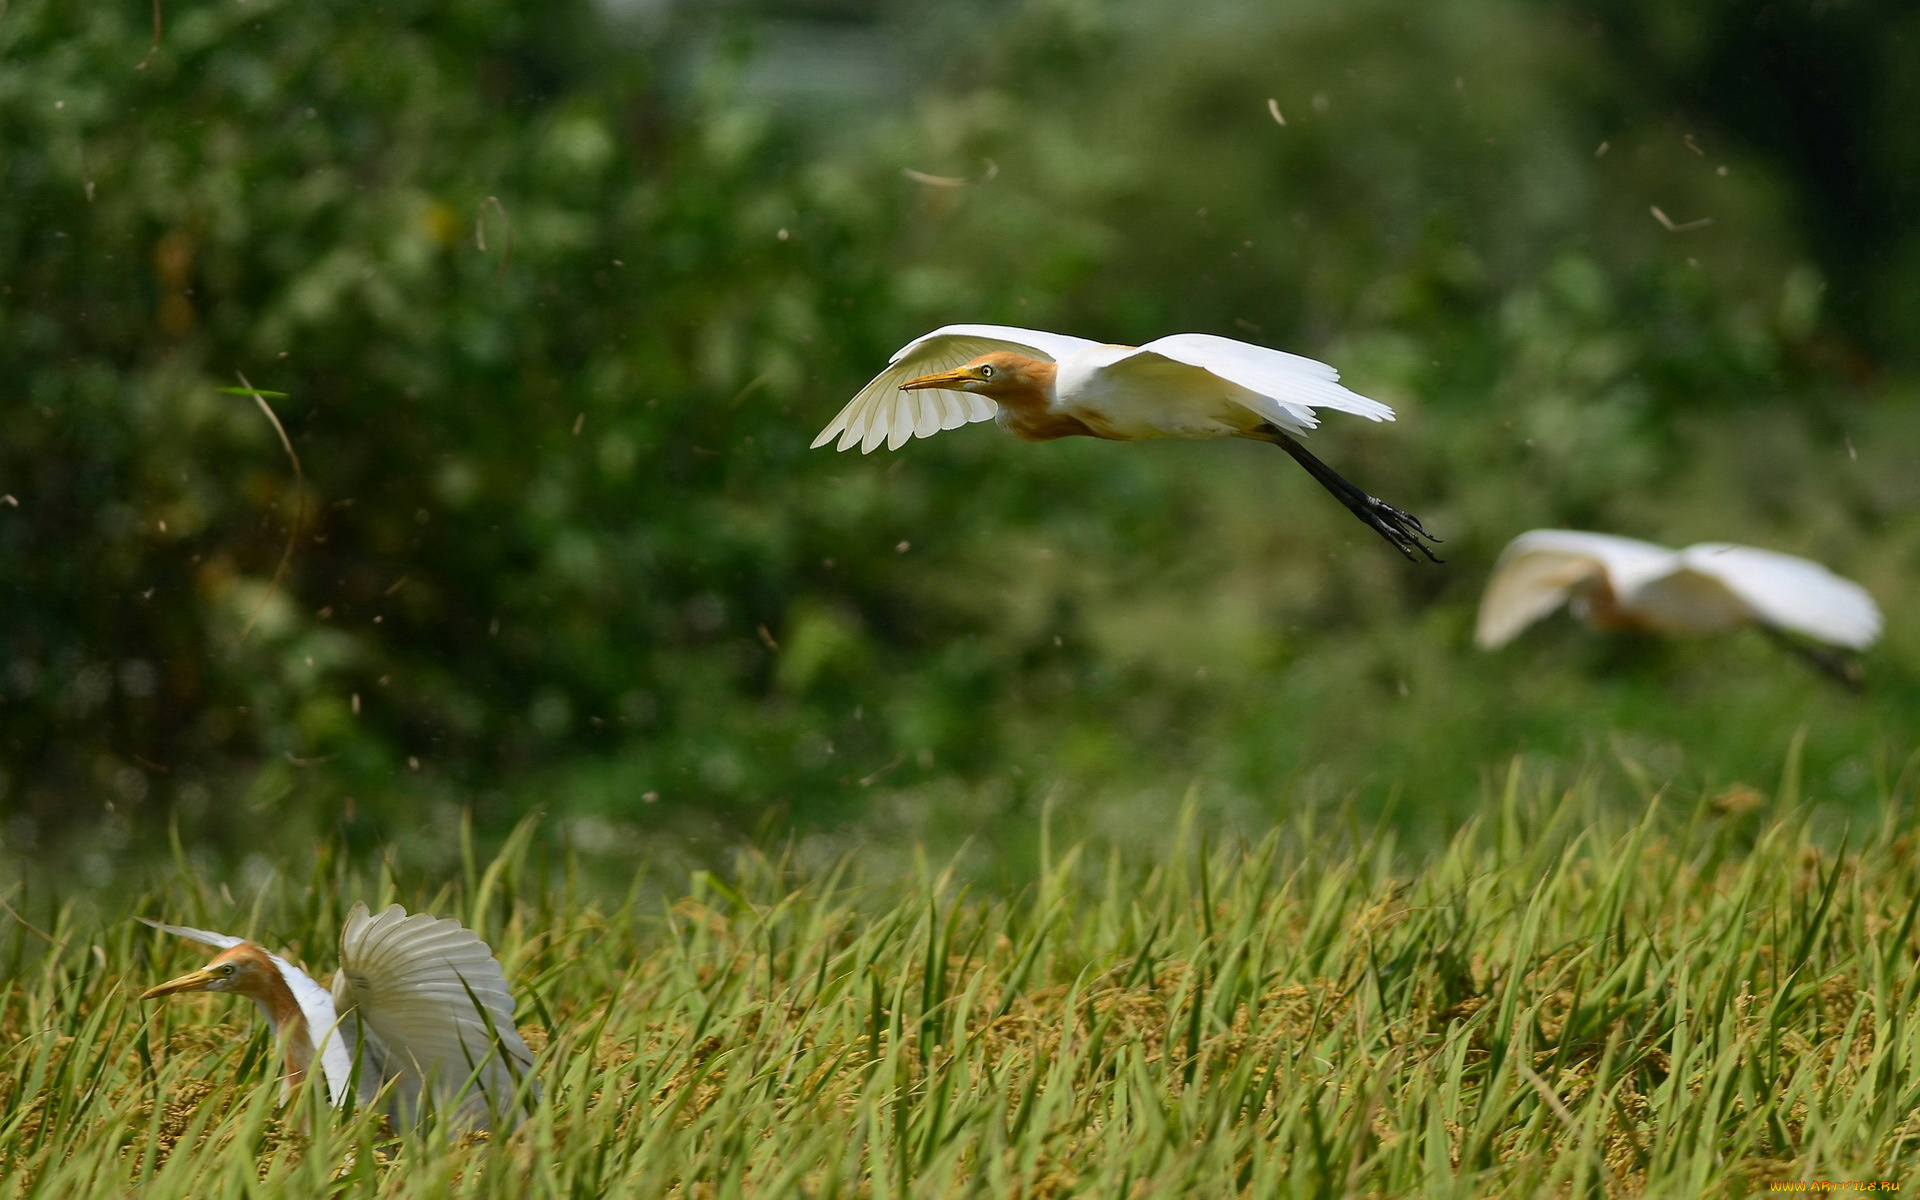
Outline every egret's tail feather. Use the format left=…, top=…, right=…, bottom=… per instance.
left=1261, top=428, right=1443, bottom=563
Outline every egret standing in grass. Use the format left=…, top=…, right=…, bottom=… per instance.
left=139, top=903, right=538, bottom=1131
left=1475, top=530, right=1882, bottom=685
left=812, top=325, right=1442, bottom=561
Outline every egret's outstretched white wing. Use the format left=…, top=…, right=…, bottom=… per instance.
left=1676, top=544, right=1882, bottom=649
left=139, top=917, right=353, bottom=1104
left=1138, top=334, right=1395, bottom=424
left=1074, top=346, right=1319, bottom=433
left=332, top=902, right=538, bottom=1130
left=813, top=325, right=1103, bottom=454
left=904, top=324, right=1104, bottom=365
left=1475, top=530, right=1676, bottom=648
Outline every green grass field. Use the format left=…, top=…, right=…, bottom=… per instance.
left=7, top=759, right=1920, bottom=1197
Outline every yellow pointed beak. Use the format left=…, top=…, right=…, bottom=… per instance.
left=141, top=967, right=220, bottom=1000
left=900, top=368, right=978, bottom=391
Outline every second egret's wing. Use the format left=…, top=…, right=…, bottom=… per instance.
left=332, top=902, right=539, bottom=1131
left=813, top=325, right=1103, bottom=454
left=1137, top=333, right=1396, bottom=427
left=1674, top=544, right=1882, bottom=649
left=1475, top=530, right=1675, bottom=648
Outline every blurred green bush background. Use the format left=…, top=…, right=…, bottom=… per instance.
left=3, top=0, right=1916, bottom=876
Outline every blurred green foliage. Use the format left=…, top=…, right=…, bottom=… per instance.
left=1, top=0, right=1915, bottom=870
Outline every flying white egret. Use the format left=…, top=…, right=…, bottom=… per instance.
left=139, top=903, right=538, bottom=1131
left=1475, top=529, right=1882, bottom=683
left=811, top=324, right=1441, bottom=561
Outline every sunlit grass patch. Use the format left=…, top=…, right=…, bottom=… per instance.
left=7, top=766, right=1920, bottom=1196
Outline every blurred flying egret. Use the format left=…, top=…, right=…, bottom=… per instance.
left=812, top=325, right=1441, bottom=561
left=139, top=904, right=538, bottom=1131
left=1475, top=530, right=1882, bottom=684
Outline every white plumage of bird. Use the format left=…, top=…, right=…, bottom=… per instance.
left=1475, top=529, right=1882, bottom=681
left=138, top=903, right=538, bottom=1131
left=811, top=324, right=1441, bottom=561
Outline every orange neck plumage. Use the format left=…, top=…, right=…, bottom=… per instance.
left=971, top=358, right=1114, bottom=441
left=209, top=944, right=314, bottom=1089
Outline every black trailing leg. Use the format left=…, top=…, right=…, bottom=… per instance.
left=1758, top=625, right=1864, bottom=692
left=1258, top=426, right=1443, bottom=563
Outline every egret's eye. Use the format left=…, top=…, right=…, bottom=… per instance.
left=219, top=964, right=236, bottom=976
left=977, top=365, right=996, bottom=379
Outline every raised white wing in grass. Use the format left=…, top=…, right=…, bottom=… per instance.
left=1136, top=333, right=1395, bottom=425
left=1475, top=530, right=1677, bottom=648
left=812, top=324, right=1103, bottom=454
left=332, top=902, right=538, bottom=1131
left=140, top=917, right=353, bottom=1104
left=1674, top=544, right=1882, bottom=649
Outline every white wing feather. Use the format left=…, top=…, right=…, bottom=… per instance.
left=1070, top=346, right=1316, bottom=433
left=895, top=324, right=1104, bottom=366
left=270, top=954, right=353, bottom=1106
left=332, top=902, right=539, bottom=1131
left=1138, top=333, right=1395, bottom=424
left=137, top=917, right=246, bottom=950
left=1675, top=544, right=1882, bottom=649
left=139, top=918, right=353, bottom=1106
left=1476, top=530, right=1677, bottom=649
left=812, top=325, right=1103, bottom=454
